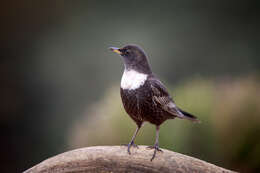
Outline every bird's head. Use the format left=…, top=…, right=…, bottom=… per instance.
left=109, top=44, right=152, bottom=74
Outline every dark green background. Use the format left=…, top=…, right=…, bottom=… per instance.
left=0, top=0, right=258, bottom=172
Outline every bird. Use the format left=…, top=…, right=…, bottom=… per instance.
left=109, top=44, right=199, bottom=161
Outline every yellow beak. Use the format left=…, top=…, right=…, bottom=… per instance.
left=109, top=47, right=122, bottom=55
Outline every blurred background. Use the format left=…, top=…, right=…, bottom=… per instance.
left=1, top=0, right=259, bottom=172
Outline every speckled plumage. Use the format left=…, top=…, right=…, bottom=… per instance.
left=110, top=44, right=199, bottom=161
left=120, top=75, right=175, bottom=127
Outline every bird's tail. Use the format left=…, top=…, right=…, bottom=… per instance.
left=179, top=109, right=200, bottom=123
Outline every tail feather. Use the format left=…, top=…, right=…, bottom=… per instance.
left=178, top=109, right=200, bottom=123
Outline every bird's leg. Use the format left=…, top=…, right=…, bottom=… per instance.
left=147, top=126, right=163, bottom=161
left=124, top=124, right=142, bottom=155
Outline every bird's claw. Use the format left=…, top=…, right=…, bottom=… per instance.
left=147, top=144, right=163, bottom=161
left=147, top=145, right=163, bottom=152
left=122, top=141, right=138, bottom=155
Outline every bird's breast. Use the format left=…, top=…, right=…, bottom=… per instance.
left=121, top=70, right=148, bottom=90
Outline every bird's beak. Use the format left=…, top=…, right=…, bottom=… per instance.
left=109, top=47, right=122, bottom=55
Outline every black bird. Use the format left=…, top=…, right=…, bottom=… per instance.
left=110, top=45, right=199, bottom=161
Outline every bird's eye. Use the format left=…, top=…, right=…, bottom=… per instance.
left=123, top=49, right=130, bottom=56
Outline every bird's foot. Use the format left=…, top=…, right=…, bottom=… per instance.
left=122, top=141, right=138, bottom=155
left=147, top=144, right=163, bottom=161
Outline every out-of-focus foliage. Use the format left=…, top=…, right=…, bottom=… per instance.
left=212, top=76, right=260, bottom=172
left=68, top=76, right=260, bottom=173
left=1, top=0, right=258, bottom=172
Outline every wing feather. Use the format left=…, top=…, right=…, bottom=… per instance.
left=150, top=77, right=184, bottom=118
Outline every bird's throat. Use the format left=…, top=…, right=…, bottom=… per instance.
left=121, top=70, right=148, bottom=90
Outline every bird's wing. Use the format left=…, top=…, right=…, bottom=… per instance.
left=149, top=77, right=184, bottom=118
